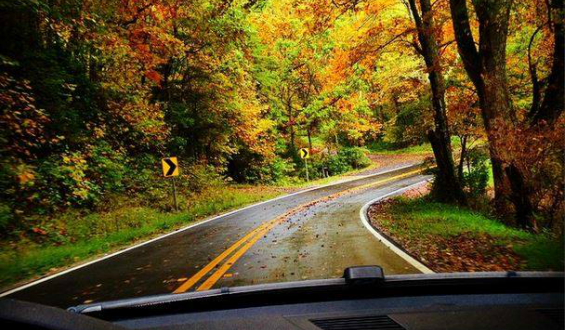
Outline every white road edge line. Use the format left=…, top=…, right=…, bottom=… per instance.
left=359, top=179, right=435, bottom=274
left=0, top=163, right=420, bottom=297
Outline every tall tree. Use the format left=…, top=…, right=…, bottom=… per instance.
left=449, top=0, right=564, bottom=228
left=449, top=0, right=515, bottom=214
left=406, top=0, right=466, bottom=204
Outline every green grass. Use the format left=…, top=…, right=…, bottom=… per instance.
left=367, top=137, right=466, bottom=155
left=368, top=141, right=433, bottom=155
left=0, top=186, right=282, bottom=290
left=514, top=237, right=565, bottom=270
left=380, top=198, right=564, bottom=271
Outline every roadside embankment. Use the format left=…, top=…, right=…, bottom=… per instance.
left=367, top=184, right=564, bottom=272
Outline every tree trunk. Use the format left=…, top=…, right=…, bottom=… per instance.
left=458, top=135, right=467, bottom=182
left=287, top=100, right=295, bottom=152
left=408, top=0, right=466, bottom=205
left=427, top=131, right=466, bottom=203
left=449, top=0, right=536, bottom=224
left=481, top=42, right=514, bottom=216
left=474, top=0, right=515, bottom=217
left=506, top=164, right=537, bottom=231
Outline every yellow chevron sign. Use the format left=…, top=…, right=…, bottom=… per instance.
left=161, top=157, right=179, bottom=177
left=299, top=148, right=310, bottom=159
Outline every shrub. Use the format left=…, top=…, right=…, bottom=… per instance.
left=30, top=142, right=134, bottom=212
left=323, top=147, right=371, bottom=176
left=89, top=142, right=127, bottom=194
left=268, top=157, right=295, bottom=182
left=180, top=164, right=224, bottom=192
left=326, top=154, right=352, bottom=175
left=338, top=147, right=371, bottom=169
left=125, top=153, right=159, bottom=193
left=462, top=147, right=490, bottom=197
left=36, top=152, right=101, bottom=208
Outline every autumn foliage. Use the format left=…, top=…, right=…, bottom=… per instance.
left=0, top=0, right=562, bottom=233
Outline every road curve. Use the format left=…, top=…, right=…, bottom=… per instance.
left=4, top=164, right=430, bottom=308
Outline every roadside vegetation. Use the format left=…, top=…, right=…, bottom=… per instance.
left=369, top=196, right=564, bottom=272
left=368, top=142, right=433, bottom=155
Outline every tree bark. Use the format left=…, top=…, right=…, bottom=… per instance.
left=408, top=0, right=466, bottom=205
left=473, top=0, right=514, bottom=217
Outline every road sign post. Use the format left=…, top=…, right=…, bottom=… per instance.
left=299, top=148, right=310, bottom=181
left=162, top=157, right=180, bottom=211
left=171, top=177, right=178, bottom=211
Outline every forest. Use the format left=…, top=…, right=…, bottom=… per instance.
left=0, top=0, right=563, bottom=284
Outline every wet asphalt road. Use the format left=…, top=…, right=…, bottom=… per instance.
left=6, top=164, right=430, bottom=308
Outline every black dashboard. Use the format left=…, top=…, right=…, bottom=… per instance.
left=1, top=268, right=563, bottom=330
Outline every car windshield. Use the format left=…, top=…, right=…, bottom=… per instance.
left=0, top=0, right=563, bottom=309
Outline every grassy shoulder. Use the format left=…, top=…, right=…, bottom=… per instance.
left=367, top=137, right=469, bottom=156
left=368, top=196, right=563, bottom=272
left=368, top=141, right=433, bottom=155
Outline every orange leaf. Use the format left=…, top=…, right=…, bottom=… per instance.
left=145, top=70, right=162, bottom=84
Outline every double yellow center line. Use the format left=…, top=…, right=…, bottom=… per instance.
left=173, top=168, right=425, bottom=293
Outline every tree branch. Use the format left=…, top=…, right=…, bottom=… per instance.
left=527, top=23, right=547, bottom=118
left=448, top=0, right=483, bottom=88
left=532, top=0, right=564, bottom=123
